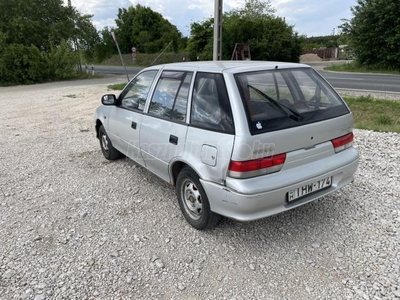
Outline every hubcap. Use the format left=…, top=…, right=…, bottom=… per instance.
left=101, top=133, right=109, bottom=152
left=181, top=179, right=202, bottom=220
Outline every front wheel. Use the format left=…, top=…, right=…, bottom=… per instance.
left=176, top=167, right=221, bottom=230
left=98, top=125, right=121, bottom=160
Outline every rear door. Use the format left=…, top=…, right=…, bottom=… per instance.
left=140, top=70, right=193, bottom=182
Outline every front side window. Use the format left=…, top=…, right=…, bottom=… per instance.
left=148, top=71, right=193, bottom=122
left=235, top=68, right=349, bottom=134
left=119, top=70, right=158, bottom=112
left=190, top=72, right=234, bottom=134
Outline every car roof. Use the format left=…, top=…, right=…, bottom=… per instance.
left=145, top=61, right=311, bottom=73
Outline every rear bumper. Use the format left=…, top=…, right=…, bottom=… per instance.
left=201, top=148, right=359, bottom=222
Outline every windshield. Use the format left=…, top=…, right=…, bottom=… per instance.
left=235, top=68, right=350, bottom=134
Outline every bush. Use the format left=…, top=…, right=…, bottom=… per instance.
left=47, top=41, right=79, bottom=80
left=0, top=41, right=80, bottom=85
left=0, top=44, right=48, bottom=84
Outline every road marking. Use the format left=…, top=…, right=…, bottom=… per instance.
left=336, top=88, right=400, bottom=95
left=324, top=77, right=365, bottom=81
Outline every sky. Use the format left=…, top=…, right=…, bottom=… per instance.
left=66, top=0, right=357, bottom=37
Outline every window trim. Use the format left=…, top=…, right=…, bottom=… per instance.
left=117, top=69, right=160, bottom=113
left=143, top=112, right=189, bottom=126
left=188, top=123, right=235, bottom=135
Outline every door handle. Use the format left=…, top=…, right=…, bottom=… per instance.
left=169, top=135, right=178, bottom=145
left=131, top=121, right=137, bottom=129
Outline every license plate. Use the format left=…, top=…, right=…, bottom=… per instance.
left=287, top=177, right=332, bottom=202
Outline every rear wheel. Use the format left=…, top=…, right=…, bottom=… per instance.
left=176, top=167, right=221, bottom=230
left=98, top=125, right=121, bottom=160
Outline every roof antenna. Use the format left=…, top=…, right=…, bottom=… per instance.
left=275, top=65, right=278, bottom=69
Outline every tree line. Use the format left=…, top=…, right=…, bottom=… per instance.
left=96, top=0, right=301, bottom=63
left=1, top=0, right=398, bottom=85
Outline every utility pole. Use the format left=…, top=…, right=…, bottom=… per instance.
left=111, top=30, right=130, bottom=82
left=213, top=0, right=223, bottom=61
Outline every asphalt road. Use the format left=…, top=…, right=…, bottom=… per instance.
left=318, top=70, right=400, bottom=93
left=92, top=65, right=142, bottom=80
left=92, top=64, right=400, bottom=93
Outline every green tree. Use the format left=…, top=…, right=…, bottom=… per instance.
left=74, top=13, right=101, bottom=63
left=0, top=0, right=75, bottom=50
left=337, top=34, right=351, bottom=47
left=114, top=4, right=183, bottom=54
left=188, top=0, right=302, bottom=62
left=0, top=0, right=99, bottom=84
left=115, top=6, right=136, bottom=53
left=301, top=35, right=341, bottom=54
left=344, top=0, right=400, bottom=69
left=187, top=19, right=214, bottom=61
left=233, top=0, right=276, bottom=18
left=302, top=36, right=340, bottom=50
left=92, top=27, right=118, bottom=63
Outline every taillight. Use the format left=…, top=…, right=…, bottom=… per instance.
left=331, top=132, right=354, bottom=153
left=228, top=153, right=286, bottom=179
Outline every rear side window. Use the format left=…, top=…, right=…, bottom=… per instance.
left=235, top=68, right=349, bottom=134
left=148, top=71, right=193, bottom=122
left=190, top=72, right=234, bottom=134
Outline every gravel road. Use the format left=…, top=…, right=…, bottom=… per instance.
left=0, top=79, right=399, bottom=300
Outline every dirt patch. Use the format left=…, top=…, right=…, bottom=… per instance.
left=300, top=53, right=322, bottom=62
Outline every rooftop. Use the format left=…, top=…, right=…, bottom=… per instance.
left=148, top=60, right=310, bottom=73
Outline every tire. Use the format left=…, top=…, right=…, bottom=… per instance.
left=176, top=167, right=221, bottom=230
left=98, top=125, right=121, bottom=160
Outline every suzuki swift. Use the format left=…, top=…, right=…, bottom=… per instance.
left=95, top=61, right=359, bottom=230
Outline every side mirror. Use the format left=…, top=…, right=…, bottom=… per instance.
left=101, top=94, right=117, bottom=105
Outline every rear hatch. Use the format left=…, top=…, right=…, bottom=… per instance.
left=228, top=67, right=354, bottom=180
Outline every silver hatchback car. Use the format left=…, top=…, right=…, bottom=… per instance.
left=95, top=61, right=359, bottom=230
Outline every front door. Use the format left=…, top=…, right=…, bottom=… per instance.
left=108, top=70, right=158, bottom=166
left=140, top=70, right=194, bottom=182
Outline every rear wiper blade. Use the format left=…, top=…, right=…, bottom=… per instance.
left=248, top=84, right=303, bottom=121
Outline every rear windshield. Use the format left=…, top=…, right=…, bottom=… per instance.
left=235, top=68, right=350, bottom=134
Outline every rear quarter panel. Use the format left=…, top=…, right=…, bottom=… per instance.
left=182, top=127, right=235, bottom=184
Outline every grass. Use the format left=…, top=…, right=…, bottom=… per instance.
left=344, top=96, right=400, bottom=133
left=108, top=83, right=127, bottom=90
left=325, top=61, right=400, bottom=75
